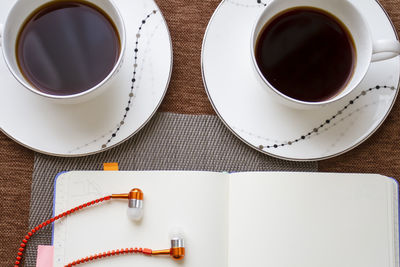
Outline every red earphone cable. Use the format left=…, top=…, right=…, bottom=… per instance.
left=64, top=247, right=153, bottom=267
left=14, top=195, right=112, bottom=267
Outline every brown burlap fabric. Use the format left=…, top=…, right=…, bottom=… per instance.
left=1, top=0, right=399, bottom=266
left=158, top=0, right=219, bottom=115
left=0, top=134, right=34, bottom=266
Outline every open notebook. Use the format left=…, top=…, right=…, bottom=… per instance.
left=53, top=171, right=399, bottom=267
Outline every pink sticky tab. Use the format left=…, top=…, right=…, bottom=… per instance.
left=36, top=245, right=54, bottom=267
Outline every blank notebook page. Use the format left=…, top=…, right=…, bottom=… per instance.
left=229, top=172, right=399, bottom=267
left=53, top=171, right=229, bottom=267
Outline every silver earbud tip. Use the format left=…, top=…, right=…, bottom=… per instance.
left=171, top=237, right=184, bottom=248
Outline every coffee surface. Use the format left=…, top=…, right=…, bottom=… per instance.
left=255, top=7, right=355, bottom=102
left=17, top=1, right=120, bottom=96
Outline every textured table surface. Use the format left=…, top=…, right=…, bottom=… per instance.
left=1, top=0, right=400, bottom=266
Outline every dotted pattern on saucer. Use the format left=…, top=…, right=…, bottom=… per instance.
left=257, top=0, right=268, bottom=7
left=323, top=100, right=379, bottom=154
left=67, top=10, right=158, bottom=154
left=258, top=85, right=396, bottom=150
left=234, top=99, right=376, bottom=148
left=225, top=0, right=267, bottom=7
left=101, top=10, right=157, bottom=150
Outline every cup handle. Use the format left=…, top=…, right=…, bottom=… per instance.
left=372, top=39, right=400, bottom=62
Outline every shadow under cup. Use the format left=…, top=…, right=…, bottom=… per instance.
left=2, top=0, right=126, bottom=103
left=251, top=0, right=376, bottom=108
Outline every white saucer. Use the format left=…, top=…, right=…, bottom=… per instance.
left=202, top=0, right=400, bottom=161
left=0, top=0, right=172, bottom=156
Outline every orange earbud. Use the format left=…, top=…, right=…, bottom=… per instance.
left=152, top=236, right=185, bottom=260
left=111, top=188, right=144, bottom=221
left=63, top=235, right=185, bottom=266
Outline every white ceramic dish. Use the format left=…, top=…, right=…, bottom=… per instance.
left=0, top=0, right=172, bottom=156
left=202, top=0, right=400, bottom=161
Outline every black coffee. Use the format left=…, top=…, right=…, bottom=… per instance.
left=255, top=7, right=356, bottom=102
left=17, top=1, right=120, bottom=96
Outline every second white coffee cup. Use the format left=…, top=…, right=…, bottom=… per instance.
left=251, top=0, right=400, bottom=109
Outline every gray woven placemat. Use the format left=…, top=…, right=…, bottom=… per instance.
left=25, top=112, right=317, bottom=266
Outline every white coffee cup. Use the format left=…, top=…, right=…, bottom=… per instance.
left=251, top=0, right=400, bottom=109
left=0, top=0, right=126, bottom=104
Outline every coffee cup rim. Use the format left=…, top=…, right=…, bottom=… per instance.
left=250, top=0, right=373, bottom=107
left=1, top=0, right=126, bottom=101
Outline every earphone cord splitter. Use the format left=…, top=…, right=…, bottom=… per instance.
left=13, top=195, right=112, bottom=267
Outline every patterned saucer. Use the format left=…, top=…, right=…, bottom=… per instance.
left=0, top=0, right=172, bottom=156
left=202, top=0, right=400, bottom=161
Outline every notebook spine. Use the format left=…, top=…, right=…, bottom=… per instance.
left=393, top=182, right=399, bottom=267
